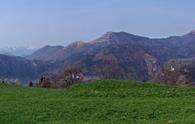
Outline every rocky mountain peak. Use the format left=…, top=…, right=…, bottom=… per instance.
left=103, top=31, right=129, bottom=36
left=67, top=41, right=86, bottom=48
left=91, top=31, right=148, bottom=44
left=102, top=32, right=133, bottom=38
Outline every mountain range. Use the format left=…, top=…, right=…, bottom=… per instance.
left=27, top=31, right=195, bottom=81
left=2, top=31, right=195, bottom=84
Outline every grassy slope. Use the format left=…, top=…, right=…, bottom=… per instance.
left=1, top=80, right=195, bottom=124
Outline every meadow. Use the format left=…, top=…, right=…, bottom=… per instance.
left=1, top=80, right=195, bottom=124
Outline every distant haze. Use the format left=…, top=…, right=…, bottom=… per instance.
left=0, top=0, right=195, bottom=48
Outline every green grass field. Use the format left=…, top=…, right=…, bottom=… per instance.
left=1, top=80, right=195, bottom=124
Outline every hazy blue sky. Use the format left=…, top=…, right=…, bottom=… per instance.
left=0, top=0, right=195, bottom=48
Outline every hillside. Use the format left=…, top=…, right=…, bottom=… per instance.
left=0, top=54, right=57, bottom=83
left=26, top=45, right=64, bottom=61
left=1, top=80, right=195, bottom=123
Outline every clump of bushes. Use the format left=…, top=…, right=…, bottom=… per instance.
left=29, top=68, right=84, bottom=89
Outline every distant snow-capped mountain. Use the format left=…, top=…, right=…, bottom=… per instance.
left=0, top=47, right=37, bottom=57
